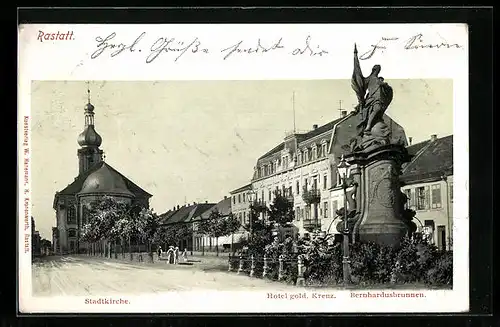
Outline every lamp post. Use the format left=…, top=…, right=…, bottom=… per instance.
left=247, top=190, right=257, bottom=241
left=337, top=155, right=351, bottom=286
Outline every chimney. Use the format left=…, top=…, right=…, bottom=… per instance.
left=205, top=200, right=208, bottom=204
left=341, top=110, right=347, bottom=117
left=176, top=205, right=180, bottom=210
left=313, top=124, right=318, bottom=130
left=408, top=137, right=413, bottom=145
left=430, top=134, right=438, bottom=142
left=224, top=196, right=227, bottom=199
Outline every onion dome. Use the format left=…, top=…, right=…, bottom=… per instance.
left=84, top=102, right=95, bottom=112
left=77, top=125, right=102, bottom=147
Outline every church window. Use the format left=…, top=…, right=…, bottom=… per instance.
left=67, top=206, right=76, bottom=225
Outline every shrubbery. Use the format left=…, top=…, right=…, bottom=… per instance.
left=299, top=236, right=453, bottom=287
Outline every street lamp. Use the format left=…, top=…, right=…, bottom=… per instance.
left=247, top=190, right=257, bottom=240
left=337, top=155, right=351, bottom=286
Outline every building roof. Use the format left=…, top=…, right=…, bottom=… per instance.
left=257, top=118, right=344, bottom=160
left=401, top=135, right=453, bottom=184
left=229, top=183, right=252, bottom=194
left=53, top=161, right=152, bottom=208
left=159, top=203, right=216, bottom=225
left=253, top=113, right=407, bottom=180
left=192, top=197, right=232, bottom=221
left=79, top=164, right=134, bottom=197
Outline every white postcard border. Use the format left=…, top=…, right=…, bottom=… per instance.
left=18, top=23, right=469, bottom=313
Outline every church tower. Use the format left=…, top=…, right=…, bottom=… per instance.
left=77, top=85, right=104, bottom=175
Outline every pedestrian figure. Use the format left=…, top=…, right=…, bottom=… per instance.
left=181, top=248, right=188, bottom=262
left=174, top=247, right=180, bottom=264
left=166, top=246, right=175, bottom=264
left=157, top=246, right=162, bottom=259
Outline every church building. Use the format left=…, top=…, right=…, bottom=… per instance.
left=53, top=89, right=152, bottom=254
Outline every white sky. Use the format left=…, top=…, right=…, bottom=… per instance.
left=31, top=79, right=452, bottom=239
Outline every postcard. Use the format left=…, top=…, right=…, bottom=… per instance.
left=18, top=22, right=468, bottom=313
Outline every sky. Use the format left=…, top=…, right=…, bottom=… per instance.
left=29, top=79, right=453, bottom=239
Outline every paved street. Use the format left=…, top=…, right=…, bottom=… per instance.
left=32, top=255, right=294, bottom=296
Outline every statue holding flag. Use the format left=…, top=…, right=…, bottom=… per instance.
left=350, top=44, right=394, bottom=153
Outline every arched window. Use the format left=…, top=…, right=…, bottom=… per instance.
left=67, top=205, right=76, bottom=225
left=82, top=205, right=91, bottom=225
left=312, top=145, right=317, bottom=160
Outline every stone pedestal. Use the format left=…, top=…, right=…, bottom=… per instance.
left=347, top=144, right=410, bottom=247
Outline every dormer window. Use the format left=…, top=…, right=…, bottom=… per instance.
left=283, top=156, right=289, bottom=168
left=312, top=146, right=317, bottom=160
left=321, top=141, right=328, bottom=157
left=297, top=151, right=302, bottom=164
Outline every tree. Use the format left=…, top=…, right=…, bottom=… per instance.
left=154, top=223, right=192, bottom=248
left=198, top=210, right=241, bottom=256
left=268, top=191, right=295, bottom=226
left=136, top=208, right=161, bottom=257
left=79, top=196, right=152, bottom=256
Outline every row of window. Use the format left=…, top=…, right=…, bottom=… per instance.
left=404, top=182, right=453, bottom=211
left=246, top=175, right=332, bottom=204
left=235, top=200, right=341, bottom=225
left=256, top=142, right=329, bottom=179
left=297, top=142, right=329, bottom=165
left=295, top=201, right=339, bottom=220
left=233, top=192, right=249, bottom=205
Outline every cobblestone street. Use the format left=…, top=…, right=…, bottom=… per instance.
left=32, top=255, right=294, bottom=296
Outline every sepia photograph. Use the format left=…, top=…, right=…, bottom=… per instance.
left=31, top=76, right=453, bottom=297
left=18, top=22, right=468, bottom=313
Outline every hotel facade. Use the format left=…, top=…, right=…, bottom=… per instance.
left=248, top=111, right=407, bottom=237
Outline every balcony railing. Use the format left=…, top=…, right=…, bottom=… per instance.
left=302, top=187, right=321, bottom=205
left=302, top=218, right=322, bottom=232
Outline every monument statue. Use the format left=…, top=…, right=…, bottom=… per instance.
left=350, top=44, right=394, bottom=153
left=342, top=44, right=410, bottom=247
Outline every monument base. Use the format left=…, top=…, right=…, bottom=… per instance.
left=357, top=222, right=408, bottom=247
left=347, top=144, right=410, bottom=248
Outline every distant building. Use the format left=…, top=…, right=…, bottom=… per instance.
left=52, top=227, right=59, bottom=254
left=159, top=202, right=215, bottom=251
left=250, top=112, right=407, bottom=237
left=52, top=91, right=152, bottom=254
left=229, top=183, right=252, bottom=237
left=401, top=134, right=453, bottom=251
left=31, top=217, right=41, bottom=256
left=192, top=197, right=234, bottom=252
